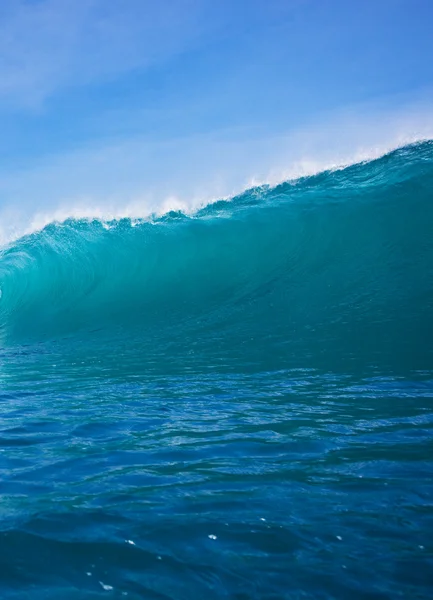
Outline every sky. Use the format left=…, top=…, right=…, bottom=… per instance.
left=0, top=0, right=433, bottom=240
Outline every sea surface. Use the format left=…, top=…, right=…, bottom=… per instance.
left=0, top=142, right=432, bottom=598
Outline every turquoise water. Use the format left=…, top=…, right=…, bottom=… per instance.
left=0, top=142, right=432, bottom=598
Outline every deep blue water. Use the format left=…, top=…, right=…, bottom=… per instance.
left=0, top=142, right=432, bottom=598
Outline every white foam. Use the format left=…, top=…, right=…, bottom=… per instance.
left=99, top=581, right=113, bottom=591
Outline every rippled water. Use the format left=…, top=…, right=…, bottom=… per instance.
left=1, top=338, right=432, bottom=599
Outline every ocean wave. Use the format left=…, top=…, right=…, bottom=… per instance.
left=0, top=141, right=432, bottom=369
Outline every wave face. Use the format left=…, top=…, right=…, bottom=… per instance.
left=1, top=142, right=432, bottom=370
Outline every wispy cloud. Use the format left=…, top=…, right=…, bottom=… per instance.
left=0, top=0, right=211, bottom=106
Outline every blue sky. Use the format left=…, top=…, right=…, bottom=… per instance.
left=1, top=0, right=433, bottom=239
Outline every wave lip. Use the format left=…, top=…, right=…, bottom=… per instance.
left=0, top=141, right=432, bottom=369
